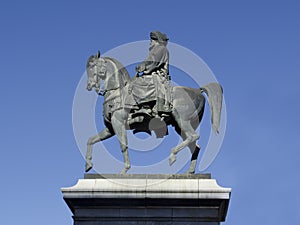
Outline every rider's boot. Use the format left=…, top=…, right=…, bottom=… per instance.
left=157, top=98, right=166, bottom=113
left=152, top=104, right=159, bottom=118
left=157, top=98, right=172, bottom=119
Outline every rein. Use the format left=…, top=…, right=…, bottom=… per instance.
left=97, top=57, right=127, bottom=97
left=98, top=86, right=120, bottom=96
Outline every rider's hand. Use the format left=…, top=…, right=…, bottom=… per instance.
left=136, top=63, right=145, bottom=73
left=135, top=65, right=141, bottom=72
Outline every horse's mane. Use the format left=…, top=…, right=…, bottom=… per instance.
left=104, top=57, right=131, bottom=83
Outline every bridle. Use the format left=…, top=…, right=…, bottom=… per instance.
left=91, top=57, right=123, bottom=96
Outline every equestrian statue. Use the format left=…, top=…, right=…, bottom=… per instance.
left=85, top=31, right=223, bottom=174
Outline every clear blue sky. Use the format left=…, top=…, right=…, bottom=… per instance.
left=0, top=0, right=299, bottom=224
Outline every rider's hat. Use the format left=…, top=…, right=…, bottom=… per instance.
left=150, top=31, right=169, bottom=43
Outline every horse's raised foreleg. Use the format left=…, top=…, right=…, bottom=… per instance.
left=111, top=110, right=131, bottom=174
left=85, top=127, right=114, bottom=172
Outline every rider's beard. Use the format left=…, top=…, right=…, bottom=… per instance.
left=149, top=42, right=157, bottom=51
left=149, top=45, right=154, bottom=51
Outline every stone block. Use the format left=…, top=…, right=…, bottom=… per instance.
left=62, top=174, right=231, bottom=225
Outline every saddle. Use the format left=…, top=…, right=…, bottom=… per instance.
left=130, top=75, right=157, bottom=104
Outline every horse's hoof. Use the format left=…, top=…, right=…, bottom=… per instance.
left=120, top=165, right=131, bottom=174
left=187, top=161, right=196, bottom=174
left=85, top=161, right=93, bottom=172
left=120, top=169, right=127, bottom=175
left=187, top=169, right=195, bottom=174
left=169, top=154, right=176, bottom=166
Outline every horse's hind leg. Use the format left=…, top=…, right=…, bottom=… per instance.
left=85, top=127, right=114, bottom=172
left=187, top=142, right=201, bottom=174
left=169, top=119, right=199, bottom=166
left=171, top=127, right=201, bottom=174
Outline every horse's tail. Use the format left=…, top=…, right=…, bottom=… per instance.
left=200, top=82, right=223, bottom=134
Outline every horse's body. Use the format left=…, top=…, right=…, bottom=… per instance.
left=85, top=52, right=223, bottom=174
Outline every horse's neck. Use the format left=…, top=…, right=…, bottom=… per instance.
left=103, top=57, right=130, bottom=90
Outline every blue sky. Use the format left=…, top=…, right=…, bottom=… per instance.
left=0, top=0, right=300, bottom=224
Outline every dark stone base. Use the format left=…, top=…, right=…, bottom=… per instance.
left=74, top=221, right=219, bottom=225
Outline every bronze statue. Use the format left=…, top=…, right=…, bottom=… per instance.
left=135, top=31, right=171, bottom=115
left=85, top=31, right=223, bottom=174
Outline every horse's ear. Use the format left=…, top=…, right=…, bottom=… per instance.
left=96, top=50, right=101, bottom=58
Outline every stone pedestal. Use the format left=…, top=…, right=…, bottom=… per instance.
left=62, top=174, right=231, bottom=225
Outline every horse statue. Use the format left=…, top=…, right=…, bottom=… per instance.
left=85, top=51, right=223, bottom=174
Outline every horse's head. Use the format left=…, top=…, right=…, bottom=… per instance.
left=86, top=51, right=106, bottom=93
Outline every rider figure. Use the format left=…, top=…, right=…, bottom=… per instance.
left=135, top=31, right=172, bottom=115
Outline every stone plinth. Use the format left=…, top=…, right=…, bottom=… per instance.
left=62, top=174, right=231, bottom=225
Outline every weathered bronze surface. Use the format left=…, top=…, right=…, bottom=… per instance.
left=85, top=31, right=223, bottom=174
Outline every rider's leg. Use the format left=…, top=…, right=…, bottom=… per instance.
left=157, top=97, right=165, bottom=112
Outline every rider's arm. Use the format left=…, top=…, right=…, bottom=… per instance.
left=136, top=46, right=167, bottom=74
